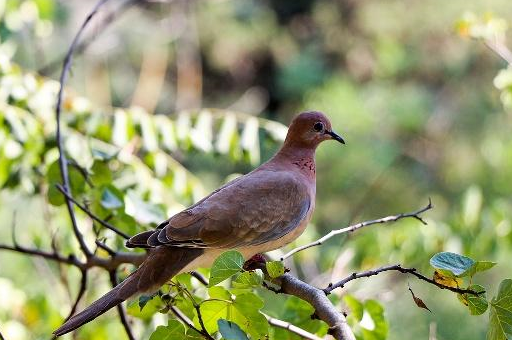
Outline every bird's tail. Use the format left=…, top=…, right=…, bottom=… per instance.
left=53, top=247, right=203, bottom=337
left=53, top=268, right=140, bottom=336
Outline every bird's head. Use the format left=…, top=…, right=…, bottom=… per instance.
left=284, top=111, right=345, bottom=149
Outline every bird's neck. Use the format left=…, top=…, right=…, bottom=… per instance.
left=272, top=145, right=317, bottom=179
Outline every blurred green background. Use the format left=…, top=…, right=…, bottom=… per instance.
left=1, top=0, right=512, bottom=339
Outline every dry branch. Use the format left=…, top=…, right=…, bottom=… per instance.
left=281, top=199, right=432, bottom=260
left=324, top=264, right=483, bottom=296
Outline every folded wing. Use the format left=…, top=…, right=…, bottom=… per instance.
left=126, top=170, right=311, bottom=250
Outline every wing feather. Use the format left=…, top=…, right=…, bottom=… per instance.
left=127, top=170, right=311, bottom=250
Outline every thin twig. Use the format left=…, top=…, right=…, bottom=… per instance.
left=64, top=271, right=88, bottom=322
left=169, top=306, right=205, bottom=336
left=38, top=0, right=142, bottom=75
left=55, top=0, right=115, bottom=259
left=324, top=264, right=483, bottom=296
left=95, top=240, right=116, bottom=256
left=190, top=271, right=209, bottom=286
left=109, top=271, right=135, bottom=340
left=0, top=241, right=146, bottom=271
left=265, top=314, right=323, bottom=340
left=178, top=287, right=214, bottom=340
left=56, top=184, right=130, bottom=239
left=281, top=200, right=433, bottom=260
left=172, top=284, right=215, bottom=340
left=0, top=329, right=4, bottom=340
left=0, top=244, right=81, bottom=267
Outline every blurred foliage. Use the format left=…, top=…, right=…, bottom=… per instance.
left=1, top=0, right=512, bottom=339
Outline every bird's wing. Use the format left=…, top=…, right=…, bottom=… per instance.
left=126, top=170, right=311, bottom=249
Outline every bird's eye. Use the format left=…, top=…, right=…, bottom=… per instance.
left=313, top=122, right=324, bottom=132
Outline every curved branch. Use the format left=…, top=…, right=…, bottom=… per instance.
left=39, top=0, right=141, bottom=75
left=55, top=0, right=115, bottom=259
left=277, top=273, right=355, bottom=340
left=64, top=271, right=88, bottom=322
left=281, top=200, right=432, bottom=260
left=56, top=184, right=130, bottom=239
left=324, top=264, right=483, bottom=296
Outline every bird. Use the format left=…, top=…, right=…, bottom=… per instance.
left=53, top=111, right=345, bottom=336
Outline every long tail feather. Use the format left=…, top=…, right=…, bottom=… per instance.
left=53, top=270, right=139, bottom=336
left=53, top=247, right=203, bottom=336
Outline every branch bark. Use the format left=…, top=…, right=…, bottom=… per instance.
left=277, top=273, right=356, bottom=340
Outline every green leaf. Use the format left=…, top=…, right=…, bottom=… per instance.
left=361, top=300, right=388, bottom=340
left=218, top=319, right=249, bottom=340
left=344, top=295, right=364, bottom=322
left=430, top=252, right=475, bottom=277
left=487, top=279, right=512, bottom=340
left=100, top=185, right=124, bottom=210
left=266, top=261, right=285, bottom=279
left=149, top=320, right=187, bottom=340
left=127, top=295, right=163, bottom=320
left=34, top=0, right=56, bottom=20
left=231, top=293, right=268, bottom=339
left=463, top=261, right=497, bottom=278
left=467, top=284, right=488, bottom=315
left=208, top=251, right=245, bottom=287
left=90, top=161, right=112, bottom=186
left=233, top=270, right=263, bottom=289
left=208, top=286, right=231, bottom=300
left=195, top=300, right=229, bottom=333
left=139, top=294, right=155, bottom=311
left=195, top=292, right=268, bottom=339
left=47, top=160, right=86, bottom=206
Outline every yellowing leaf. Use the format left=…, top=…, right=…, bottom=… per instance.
left=433, top=270, right=462, bottom=288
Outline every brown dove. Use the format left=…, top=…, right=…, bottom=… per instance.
left=54, top=111, right=345, bottom=336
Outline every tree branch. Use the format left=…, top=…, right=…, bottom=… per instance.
left=56, top=184, right=130, bottom=239
left=38, top=0, right=142, bottom=75
left=281, top=200, right=432, bottom=260
left=55, top=0, right=114, bottom=260
left=169, top=305, right=204, bottom=336
left=64, top=271, right=88, bottom=322
left=276, top=273, right=356, bottom=340
left=0, top=242, right=146, bottom=271
left=0, top=244, right=81, bottom=267
left=264, top=314, right=324, bottom=340
left=324, top=264, right=483, bottom=296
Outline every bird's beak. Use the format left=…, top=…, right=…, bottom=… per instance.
left=325, top=130, right=345, bottom=144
